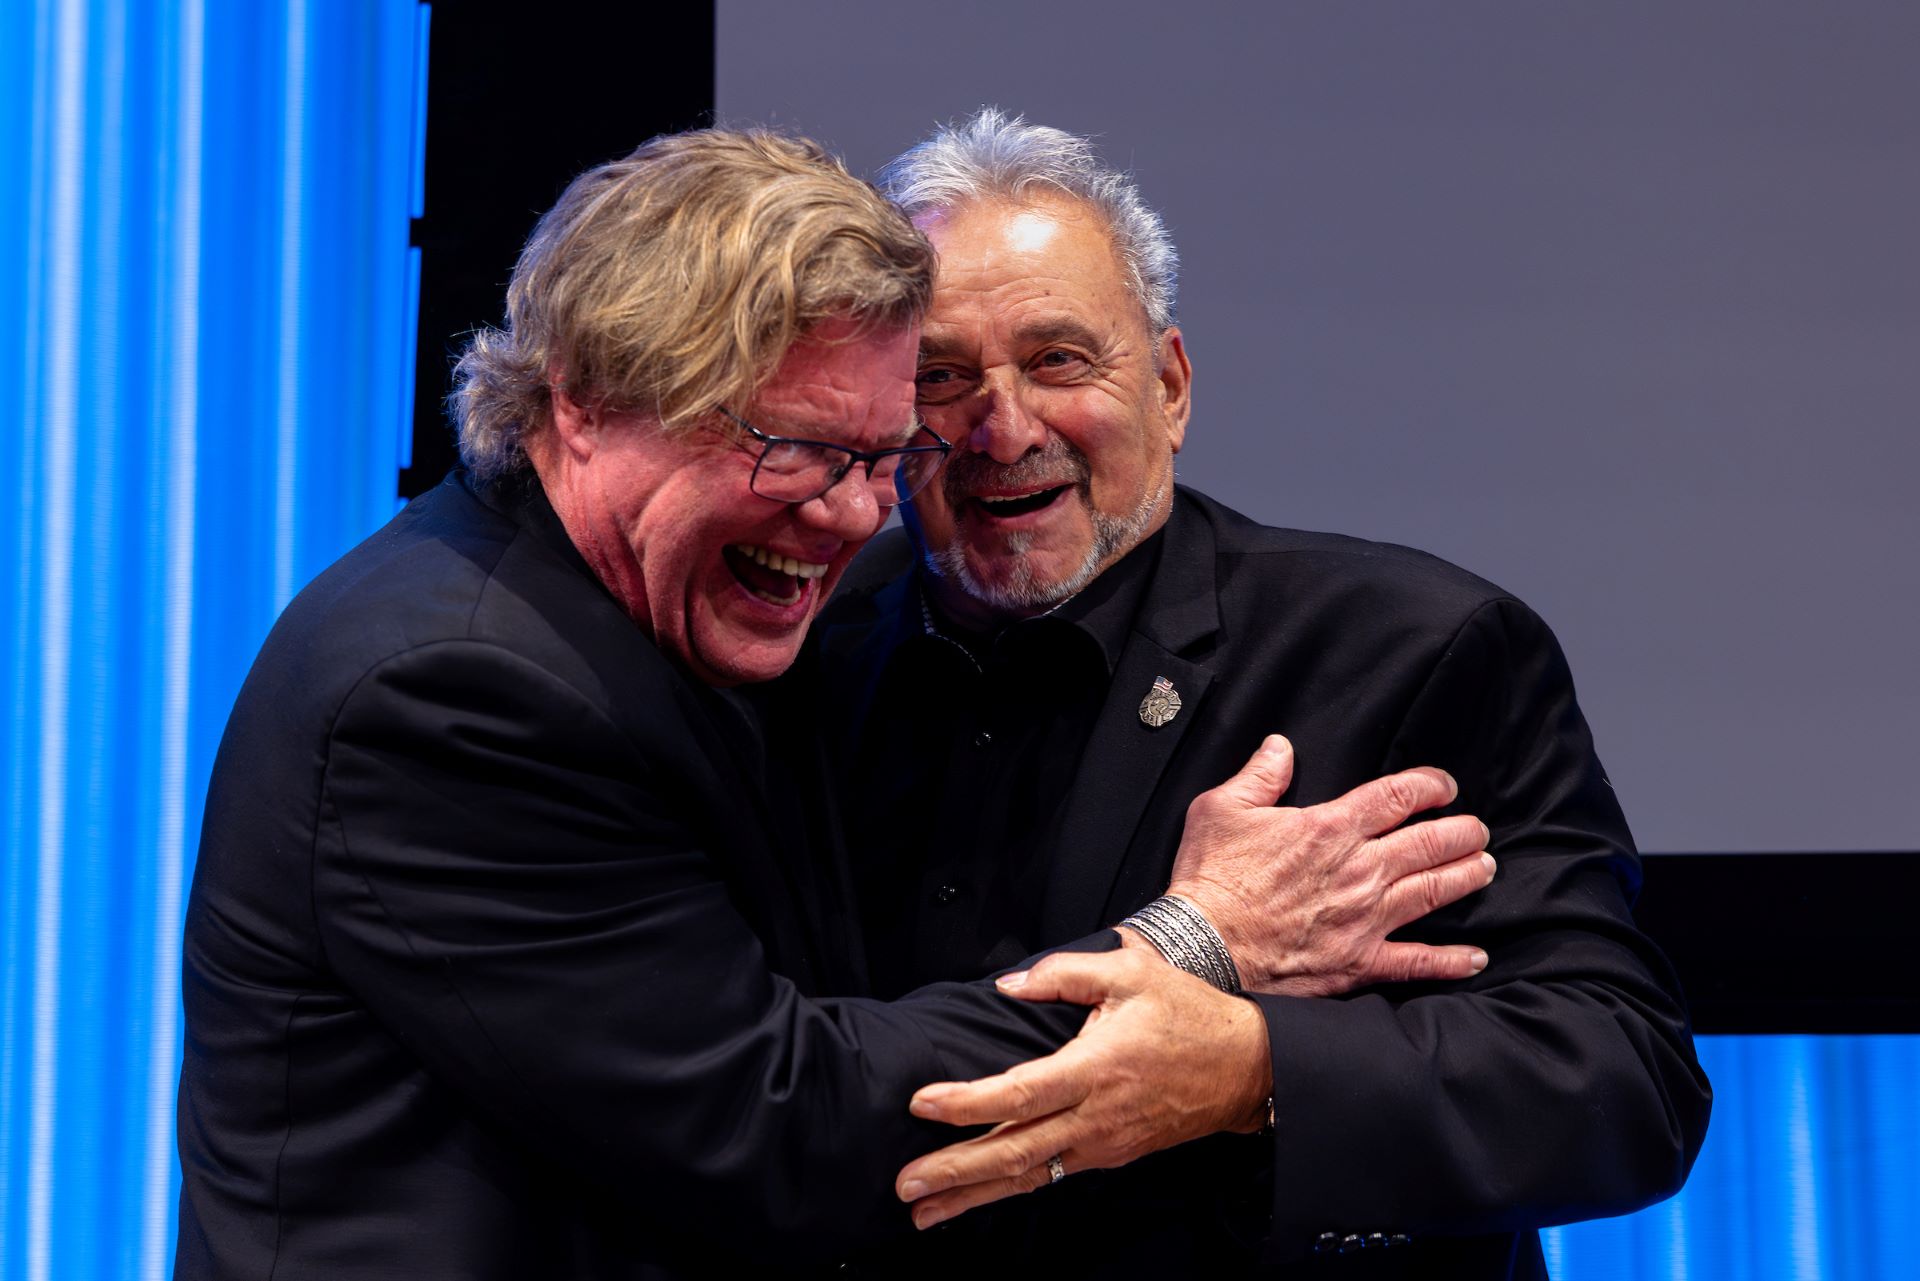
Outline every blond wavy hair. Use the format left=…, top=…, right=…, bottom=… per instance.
left=453, top=129, right=934, bottom=479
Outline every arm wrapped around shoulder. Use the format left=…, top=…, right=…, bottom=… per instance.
left=312, top=638, right=1087, bottom=1260
left=1252, top=597, right=1711, bottom=1259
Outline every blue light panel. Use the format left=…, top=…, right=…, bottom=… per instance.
left=0, top=3, right=424, bottom=1277
left=1545, top=1035, right=1920, bottom=1280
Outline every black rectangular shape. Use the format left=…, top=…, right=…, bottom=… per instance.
left=403, top=0, right=717, bottom=497
left=1636, top=852, right=1920, bottom=1033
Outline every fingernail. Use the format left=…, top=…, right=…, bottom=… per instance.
left=910, top=1093, right=942, bottom=1120
left=899, top=1179, right=927, bottom=1202
left=1480, top=822, right=1492, bottom=847
left=996, top=970, right=1029, bottom=992
left=915, top=1206, right=949, bottom=1231
left=1480, top=853, right=1497, bottom=877
left=1471, top=950, right=1489, bottom=972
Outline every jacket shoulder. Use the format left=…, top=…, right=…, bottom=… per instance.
left=275, top=481, right=514, bottom=654
left=1179, top=488, right=1519, bottom=630
left=265, top=477, right=669, bottom=704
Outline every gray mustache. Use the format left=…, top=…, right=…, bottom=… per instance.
left=941, top=438, right=1091, bottom=502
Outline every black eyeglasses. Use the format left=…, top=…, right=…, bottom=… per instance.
left=717, top=408, right=951, bottom=509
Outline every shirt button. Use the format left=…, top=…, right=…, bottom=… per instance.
left=935, top=884, right=961, bottom=904
left=973, top=730, right=993, bottom=748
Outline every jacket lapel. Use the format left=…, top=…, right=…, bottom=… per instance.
left=490, top=471, right=833, bottom=990
left=1040, top=495, right=1222, bottom=940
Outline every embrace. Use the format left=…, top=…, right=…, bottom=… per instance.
left=177, top=111, right=1709, bottom=1280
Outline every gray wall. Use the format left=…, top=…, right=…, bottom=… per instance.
left=719, top=1, right=1919, bottom=853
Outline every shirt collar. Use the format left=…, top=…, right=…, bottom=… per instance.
left=915, top=523, right=1169, bottom=677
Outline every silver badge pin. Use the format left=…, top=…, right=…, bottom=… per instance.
left=1138, top=675, right=1182, bottom=728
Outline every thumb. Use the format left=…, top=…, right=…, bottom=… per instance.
left=996, top=949, right=1137, bottom=1006
left=1210, top=734, right=1295, bottom=810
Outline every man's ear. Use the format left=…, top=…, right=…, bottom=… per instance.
left=548, top=381, right=600, bottom=463
left=1156, top=327, right=1192, bottom=455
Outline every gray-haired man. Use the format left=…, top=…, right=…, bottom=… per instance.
left=808, top=110, right=1710, bottom=1278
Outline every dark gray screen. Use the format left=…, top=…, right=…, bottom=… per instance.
left=719, top=1, right=1920, bottom=853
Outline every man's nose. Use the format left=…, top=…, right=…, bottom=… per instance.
left=967, top=381, right=1047, bottom=464
left=796, top=468, right=886, bottom=541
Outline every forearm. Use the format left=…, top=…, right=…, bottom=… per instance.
left=327, top=865, right=1119, bottom=1257
left=1249, top=894, right=1708, bottom=1259
left=1234, top=595, right=1710, bottom=1256
left=316, top=641, right=1108, bottom=1259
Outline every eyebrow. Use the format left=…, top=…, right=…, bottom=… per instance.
left=1010, top=316, right=1105, bottom=351
left=917, top=331, right=972, bottom=362
left=800, top=414, right=922, bottom=451
left=919, top=315, right=1107, bottom=362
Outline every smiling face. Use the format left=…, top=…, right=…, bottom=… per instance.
left=906, top=194, right=1191, bottom=629
left=533, top=318, right=921, bottom=685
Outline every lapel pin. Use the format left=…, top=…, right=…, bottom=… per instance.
left=1138, top=675, right=1182, bottom=728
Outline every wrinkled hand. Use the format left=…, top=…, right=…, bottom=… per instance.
left=895, top=942, right=1270, bottom=1230
left=1167, top=735, right=1494, bottom=996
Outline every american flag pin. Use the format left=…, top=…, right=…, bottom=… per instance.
left=1138, top=676, right=1182, bottom=728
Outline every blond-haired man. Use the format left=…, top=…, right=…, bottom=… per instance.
left=177, top=129, right=1003, bottom=1279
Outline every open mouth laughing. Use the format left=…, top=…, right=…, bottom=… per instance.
left=968, top=485, right=1074, bottom=520
left=940, top=437, right=1092, bottom=531
left=723, top=543, right=828, bottom=608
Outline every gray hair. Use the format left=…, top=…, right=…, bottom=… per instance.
left=877, top=108, right=1179, bottom=332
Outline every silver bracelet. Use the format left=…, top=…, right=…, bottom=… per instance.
left=1119, top=895, right=1243, bottom=995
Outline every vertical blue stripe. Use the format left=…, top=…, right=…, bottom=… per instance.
left=409, top=2, right=430, bottom=220
left=1541, top=1223, right=1565, bottom=1277
left=27, top=5, right=88, bottom=1280
left=399, top=243, right=423, bottom=472
left=271, top=0, right=308, bottom=613
left=67, top=4, right=132, bottom=1271
left=1, top=3, right=423, bottom=1275
left=1784, top=1039, right=1821, bottom=1278
left=1, top=2, right=50, bottom=1269
left=142, top=3, right=203, bottom=1274
left=1658, top=1186, right=1687, bottom=1281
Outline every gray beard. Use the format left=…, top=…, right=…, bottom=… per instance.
left=926, top=474, right=1168, bottom=617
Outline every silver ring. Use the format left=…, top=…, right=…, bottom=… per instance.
left=1046, top=1155, right=1066, bottom=1184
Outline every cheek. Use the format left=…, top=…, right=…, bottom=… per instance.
left=1090, top=433, right=1164, bottom=498
left=634, top=499, right=729, bottom=628
left=639, top=514, right=700, bottom=582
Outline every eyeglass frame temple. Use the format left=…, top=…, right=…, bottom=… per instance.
left=715, top=408, right=951, bottom=503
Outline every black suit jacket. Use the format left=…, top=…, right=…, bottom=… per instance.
left=812, top=488, right=1712, bottom=1278
left=175, top=473, right=1096, bottom=1280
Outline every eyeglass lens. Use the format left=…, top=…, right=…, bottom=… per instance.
left=753, top=441, right=945, bottom=507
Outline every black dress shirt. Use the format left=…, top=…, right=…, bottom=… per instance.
left=846, top=531, right=1164, bottom=997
